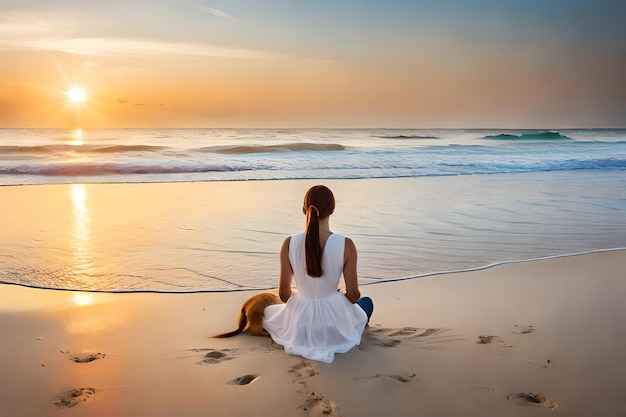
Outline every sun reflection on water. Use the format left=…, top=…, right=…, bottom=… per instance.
left=70, top=184, right=93, bottom=282
left=72, top=292, right=94, bottom=306
left=68, top=128, right=85, bottom=146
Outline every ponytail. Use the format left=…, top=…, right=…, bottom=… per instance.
left=305, top=205, right=322, bottom=277
left=302, top=185, right=335, bottom=277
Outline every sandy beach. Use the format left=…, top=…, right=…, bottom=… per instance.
left=1, top=249, right=624, bottom=416
left=3, top=0, right=625, bottom=414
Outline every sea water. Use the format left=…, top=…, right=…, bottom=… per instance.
left=1, top=128, right=625, bottom=185
left=1, top=128, right=625, bottom=291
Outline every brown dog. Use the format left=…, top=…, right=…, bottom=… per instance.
left=212, top=292, right=283, bottom=338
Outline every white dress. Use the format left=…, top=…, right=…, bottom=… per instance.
left=263, top=232, right=368, bottom=363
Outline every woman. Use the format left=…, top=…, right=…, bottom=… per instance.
left=263, top=185, right=373, bottom=363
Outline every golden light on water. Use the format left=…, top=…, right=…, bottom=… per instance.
left=70, top=184, right=93, bottom=281
left=71, top=183, right=88, bottom=218
left=69, top=128, right=85, bottom=146
left=72, top=292, right=95, bottom=306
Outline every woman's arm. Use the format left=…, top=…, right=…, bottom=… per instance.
left=278, top=237, right=293, bottom=302
left=343, top=237, right=361, bottom=304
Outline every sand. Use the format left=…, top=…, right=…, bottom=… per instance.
left=1, top=249, right=625, bottom=416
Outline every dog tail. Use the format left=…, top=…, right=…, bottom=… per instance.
left=212, top=308, right=248, bottom=338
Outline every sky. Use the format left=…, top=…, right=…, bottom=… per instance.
left=1, top=0, right=625, bottom=128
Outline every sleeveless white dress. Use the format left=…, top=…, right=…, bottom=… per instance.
left=263, top=232, right=368, bottom=363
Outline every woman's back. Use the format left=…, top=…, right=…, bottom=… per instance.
left=289, top=232, right=343, bottom=299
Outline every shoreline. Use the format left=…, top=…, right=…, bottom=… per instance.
left=1, top=250, right=625, bottom=416
left=1, top=247, right=625, bottom=296
left=1, top=165, right=625, bottom=188
left=371, top=246, right=626, bottom=283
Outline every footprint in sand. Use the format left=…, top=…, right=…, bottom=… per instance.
left=416, top=328, right=443, bottom=337
left=55, top=388, right=96, bottom=407
left=362, top=326, right=447, bottom=349
left=287, top=361, right=341, bottom=416
left=513, top=325, right=535, bottom=334
left=388, top=327, right=419, bottom=337
left=476, top=335, right=516, bottom=348
left=477, top=335, right=500, bottom=345
left=365, top=337, right=402, bottom=348
left=297, top=393, right=342, bottom=416
left=251, top=338, right=284, bottom=353
left=228, top=374, right=258, bottom=385
left=357, top=372, right=417, bottom=384
left=72, top=352, right=106, bottom=363
left=507, top=392, right=558, bottom=411
left=289, top=360, right=319, bottom=378
left=361, top=326, right=405, bottom=348
left=188, top=348, right=236, bottom=365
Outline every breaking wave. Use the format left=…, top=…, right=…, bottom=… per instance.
left=0, top=144, right=168, bottom=154
left=200, top=142, right=345, bottom=154
left=374, top=135, right=439, bottom=139
left=0, top=163, right=250, bottom=177
left=483, top=131, right=572, bottom=141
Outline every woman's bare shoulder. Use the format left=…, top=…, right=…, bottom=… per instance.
left=343, top=236, right=357, bottom=260
left=344, top=236, right=356, bottom=249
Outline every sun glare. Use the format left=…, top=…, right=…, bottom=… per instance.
left=69, top=128, right=85, bottom=146
left=72, top=292, right=94, bottom=307
left=67, top=87, right=87, bottom=104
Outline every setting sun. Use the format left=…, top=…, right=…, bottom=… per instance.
left=67, top=87, right=86, bottom=104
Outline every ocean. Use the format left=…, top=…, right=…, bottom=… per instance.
left=2, top=128, right=626, bottom=185
left=1, top=128, right=625, bottom=292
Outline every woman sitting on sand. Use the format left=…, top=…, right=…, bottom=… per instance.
left=263, top=185, right=373, bottom=363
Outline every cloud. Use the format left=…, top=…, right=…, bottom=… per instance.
left=0, top=12, right=63, bottom=43
left=26, top=36, right=287, bottom=60
left=199, top=5, right=234, bottom=20
left=0, top=9, right=280, bottom=60
left=0, top=10, right=285, bottom=61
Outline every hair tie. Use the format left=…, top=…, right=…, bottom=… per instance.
left=308, top=205, right=320, bottom=216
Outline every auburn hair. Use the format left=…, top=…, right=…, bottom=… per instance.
left=303, top=185, right=335, bottom=277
